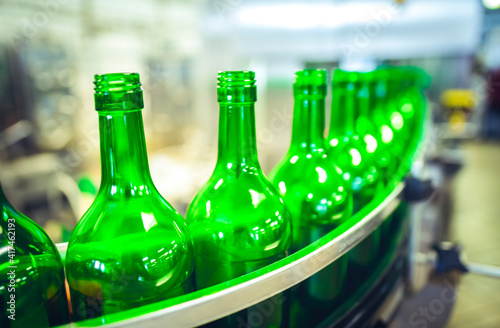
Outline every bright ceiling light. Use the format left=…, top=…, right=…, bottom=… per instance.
left=483, top=0, right=500, bottom=10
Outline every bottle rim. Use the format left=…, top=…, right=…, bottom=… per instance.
left=294, top=69, right=327, bottom=98
left=217, top=71, right=257, bottom=103
left=94, top=72, right=144, bottom=111
left=217, top=71, right=256, bottom=86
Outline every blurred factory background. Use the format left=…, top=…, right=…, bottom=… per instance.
left=0, top=1, right=500, bottom=326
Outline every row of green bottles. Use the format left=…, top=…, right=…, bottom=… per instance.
left=0, top=184, right=70, bottom=327
left=391, top=66, right=429, bottom=179
left=0, top=67, right=426, bottom=326
left=379, top=66, right=429, bottom=242
left=370, top=66, right=429, bottom=182
left=336, top=66, right=428, bottom=259
left=64, top=71, right=293, bottom=327
left=334, top=66, right=428, bottom=186
left=272, top=66, right=427, bottom=327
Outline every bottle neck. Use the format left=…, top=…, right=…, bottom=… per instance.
left=375, top=79, right=387, bottom=106
left=329, top=82, right=356, bottom=138
left=216, top=102, right=260, bottom=170
left=98, top=110, right=153, bottom=195
left=386, top=79, right=399, bottom=102
left=358, top=82, right=372, bottom=118
left=290, top=97, right=326, bottom=152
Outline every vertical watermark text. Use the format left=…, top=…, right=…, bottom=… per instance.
left=6, top=217, right=17, bottom=321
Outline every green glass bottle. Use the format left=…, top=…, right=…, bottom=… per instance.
left=371, top=68, right=410, bottom=248
left=328, top=69, right=382, bottom=212
left=186, top=71, right=292, bottom=327
left=377, top=67, right=412, bottom=170
left=354, top=71, right=397, bottom=184
left=0, top=183, right=70, bottom=327
left=65, top=73, right=194, bottom=322
left=268, top=69, right=351, bottom=323
left=397, top=68, right=418, bottom=131
left=394, top=67, right=429, bottom=179
left=371, top=68, right=399, bottom=182
left=388, top=67, right=430, bottom=240
left=327, top=68, right=382, bottom=278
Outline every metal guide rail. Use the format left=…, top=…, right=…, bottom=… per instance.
left=57, top=182, right=405, bottom=328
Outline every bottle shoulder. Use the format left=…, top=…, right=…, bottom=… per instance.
left=186, top=170, right=292, bottom=260
left=1, top=205, right=61, bottom=258
left=328, top=135, right=377, bottom=167
left=326, top=137, right=383, bottom=192
left=270, top=153, right=352, bottom=228
left=68, top=191, right=191, bottom=248
left=188, top=167, right=287, bottom=210
left=0, top=205, right=65, bottom=296
left=271, top=151, right=345, bottom=184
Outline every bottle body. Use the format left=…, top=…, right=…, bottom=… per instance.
left=65, top=73, right=194, bottom=321
left=270, top=149, right=351, bottom=325
left=66, top=189, right=194, bottom=321
left=327, top=133, right=382, bottom=274
left=188, top=170, right=291, bottom=327
left=189, top=170, right=291, bottom=287
left=270, top=153, right=351, bottom=254
left=0, top=186, right=69, bottom=328
left=186, top=71, right=292, bottom=327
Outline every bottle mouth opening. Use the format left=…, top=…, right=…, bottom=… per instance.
left=94, top=72, right=142, bottom=93
left=295, top=69, right=327, bottom=85
left=332, top=68, right=364, bottom=84
left=217, top=71, right=256, bottom=87
left=294, top=69, right=327, bottom=98
left=217, top=71, right=257, bottom=103
left=94, top=72, right=144, bottom=111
